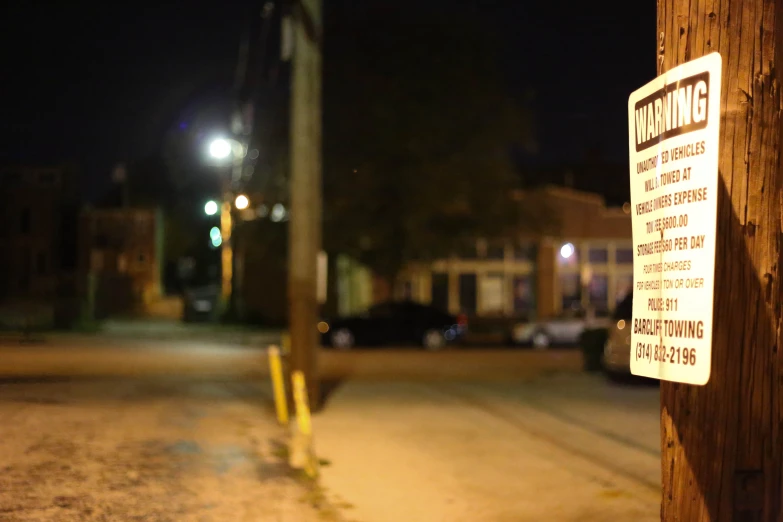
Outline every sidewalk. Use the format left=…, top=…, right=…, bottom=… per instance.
left=312, top=376, right=660, bottom=522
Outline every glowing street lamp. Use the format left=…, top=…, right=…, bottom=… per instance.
left=208, top=138, right=232, bottom=160
left=234, top=194, right=249, bottom=210
left=207, top=137, right=246, bottom=164
left=204, top=200, right=219, bottom=216
left=204, top=135, right=249, bottom=315
left=560, top=242, right=575, bottom=259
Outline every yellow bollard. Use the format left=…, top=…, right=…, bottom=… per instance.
left=291, top=370, right=319, bottom=478
left=267, top=346, right=289, bottom=426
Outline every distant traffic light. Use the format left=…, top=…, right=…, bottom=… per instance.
left=209, top=226, right=222, bottom=248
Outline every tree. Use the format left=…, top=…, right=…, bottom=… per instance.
left=323, top=5, right=548, bottom=281
left=658, top=2, right=783, bottom=520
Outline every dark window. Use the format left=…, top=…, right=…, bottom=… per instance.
left=486, top=244, right=505, bottom=260
left=95, top=234, right=109, bottom=248
left=458, top=273, right=477, bottom=314
left=514, top=243, right=536, bottom=262
left=615, top=248, right=634, bottom=264
left=20, top=208, right=30, bottom=234
left=138, top=253, right=146, bottom=264
left=59, top=205, right=79, bottom=270
left=588, top=248, right=608, bottom=264
left=431, top=273, right=449, bottom=312
left=457, top=243, right=477, bottom=260
left=588, top=275, right=609, bottom=312
left=513, top=276, right=534, bottom=313
left=36, top=251, right=47, bottom=275
left=560, top=273, right=581, bottom=311
left=19, top=248, right=30, bottom=290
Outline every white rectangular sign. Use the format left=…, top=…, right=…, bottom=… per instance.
left=627, top=52, right=722, bottom=385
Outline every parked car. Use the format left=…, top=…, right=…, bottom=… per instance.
left=183, top=284, right=220, bottom=323
left=602, top=291, right=633, bottom=379
left=320, top=300, right=467, bottom=350
left=510, top=308, right=611, bottom=349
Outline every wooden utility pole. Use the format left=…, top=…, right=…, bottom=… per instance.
left=288, top=0, right=322, bottom=409
left=658, top=1, right=783, bottom=520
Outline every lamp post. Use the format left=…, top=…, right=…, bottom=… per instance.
left=207, top=137, right=248, bottom=318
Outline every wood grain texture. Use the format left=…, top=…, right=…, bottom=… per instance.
left=658, top=0, right=783, bottom=520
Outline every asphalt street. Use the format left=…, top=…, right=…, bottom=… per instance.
left=0, top=377, right=334, bottom=522
left=0, top=336, right=660, bottom=521
left=0, top=335, right=582, bottom=380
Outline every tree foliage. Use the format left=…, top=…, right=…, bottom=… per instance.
left=323, top=6, right=547, bottom=279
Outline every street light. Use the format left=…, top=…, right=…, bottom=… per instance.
left=208, top=137, right=246, bottom=163
left=204, top=200, right=219, bottom=216
left=234, top=194, right=249, bottom=210
left=204, top=135, right=249, bottom=320
left=209, top=138, right=232, bottom=160
left=560, top=242, right=575, bottom=259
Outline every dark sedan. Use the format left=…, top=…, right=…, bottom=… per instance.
left=320, top=300, right=467, bottom=350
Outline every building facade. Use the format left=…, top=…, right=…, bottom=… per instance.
left=81, top=207, right=164, bottom=318
left=0, top=165, right=81, bottom=327
left=394, top=186, right=633, bottom=320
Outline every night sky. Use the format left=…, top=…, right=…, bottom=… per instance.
left=0, top=1, right=655, bottom=202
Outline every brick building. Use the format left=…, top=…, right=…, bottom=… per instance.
left=391, top=186, right=633, bottom=320
left=0, top=165, right=81, bottom=327
left=81, top=207, right=164, bottom=319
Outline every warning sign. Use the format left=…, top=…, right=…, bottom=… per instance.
left=627, top=53, right=722, bottom=385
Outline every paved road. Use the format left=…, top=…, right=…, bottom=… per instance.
left=0, top=377, right=335, bottom=521
left=0, top=336, right=582, bottom=381
left=0, top=338, right=660, bottom=521
left=315, top=374, right=661, bottom=522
